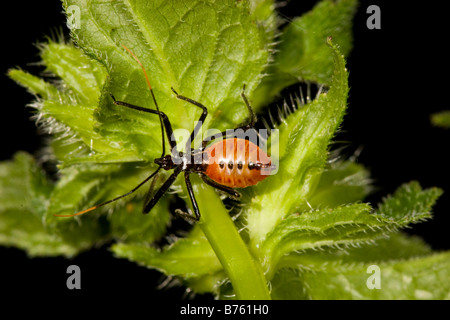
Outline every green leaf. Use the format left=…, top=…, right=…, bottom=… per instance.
left=61, top=0, right=271, bottom=164
left=0, top=153, right=51, bottom=215
left=308, top=159, right=372, bottom=207
left=246, top=38, right=349, bottom=252
left=46, top=163, right=145, bottom=217
left=0, top=153, right=78, bottom=257
left=262, top=181, right=442, bottom=278
left=254, top=175, right=446, bottom=299
left=112, top=225, right=225, bottom=284
left=270, top=232, right=435, bottom=300
left=272, top=251, right=450, bottom=300
left=108, top=196, right=171, bottom=244
left=278, top=232, right=433, bottom=271
left=41, top=42, right=106, bottom=105
left=0, top=154, right=163, bottom=257
left=261, top=203, right=375, bottom=277
left=270, top=268, right=310, bottom=300
left=375, top=181, right=443, bottom=222
left=45, top=162, right=170, bottom=246
left=8, top=69, right=59, bottom=100
left=336, top=232, right=434, bottom=263
left=249, top=0, right=276, bottom=23
left=431, top=110, right=450, bottom=128
left=271, top=231, right=447, bottom=300
left=253, top=0, right=357, bottom=106
left=8, top=42, right=121, bottom=163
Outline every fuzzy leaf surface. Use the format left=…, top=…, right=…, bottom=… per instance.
left=253, top=0, right=357, bottom=106
left=112, top=226, right=224, bottom=285
left=45, top=162, right=171, bottom=245
left=246, top=38, right=349, bottom=251
left=272, top=251, right=450, bottom=300
left=263, top=182, right=441, bottom=276
left=308, top=160, right=372, bottom=207
left=0, top=153, right=79, bottom=256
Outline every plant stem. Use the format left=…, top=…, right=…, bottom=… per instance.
left=191, top=175, right=271, bottom=300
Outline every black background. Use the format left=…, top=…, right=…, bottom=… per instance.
left=0, top=0, right=449, bottom=305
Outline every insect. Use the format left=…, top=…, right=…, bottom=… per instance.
left=55, top=45, right=274, bottom=221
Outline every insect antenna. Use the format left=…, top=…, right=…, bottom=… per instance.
left=54, top=167, right=162, bottom=217
left=121, top=44, right=166, bottom=157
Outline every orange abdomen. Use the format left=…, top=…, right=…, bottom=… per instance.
left=204, top=138, right=272, bottom=188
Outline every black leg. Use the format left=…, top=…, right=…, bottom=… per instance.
left=170, top=87, right=208, bottom=151
left=110, top=94, right=178, bottom=156
left=143, top=166, right=183, bottom=214
left=142, top=170, right=161, bottom=208
left=182, top=172, right=201, bottom=221
left=200, top=174, right=241, bottom=200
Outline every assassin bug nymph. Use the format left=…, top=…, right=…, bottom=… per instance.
left=55, top=45, right=274, bottom=221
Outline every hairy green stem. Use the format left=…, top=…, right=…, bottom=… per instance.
left=191, top=175, right=270, bottom=300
